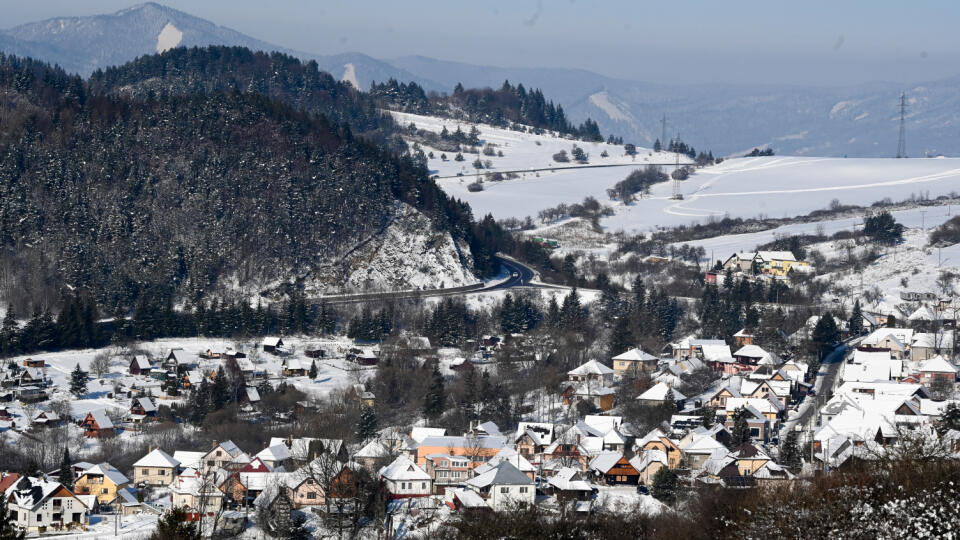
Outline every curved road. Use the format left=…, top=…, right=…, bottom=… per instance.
left=312, top=255, right=561, bottom=305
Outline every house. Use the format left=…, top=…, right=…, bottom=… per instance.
left=22, top=358, right=45, bottom=368
left=588, top=452, right=639, bottom=485
left=514, top=422, right=556, bottom=458
left=611, top=348, right=659, bottom=376
left=910, top=331, right=955, bottom=361
left=31, top=410, right=60, bottom=429
left=129, top=356, right=153, bottom=376
left=723, top=252, right=756, bottom=273
left=165, top=348, right=196, bottom=373
left=74, top=463, right=130, bottom=505
left=733, top=328, right=755, bottom=347
left=172, top=451, right=206, bottom=471
left=414, top=435, right=508, bottom=467
left=201, top=440, right=244, bottom=474
left=282, top=359, right=306, bottom=377
left=263, top=337, right=285, bottom=354
left=129, top=397, right=158, bottom=422
left=256, top=444, right=293, bottom=471
left=635, top=429, right=683, bottom=469
left=753, top=251, right=810, bottom=276
left=637, top=382, right=686, bottom=407
left=544, top=467, right=592, bottom=502
left=464, top=461, right=535, bottom=511
left=220, top=458, right=279, bottom=504
left=567, top=360, right=615, bottom=385
left=916, top=355, right=957, bottom=385
left=542, top=428, right=592, bottom=472
left=704, top=271, right=719, bottom=285
left=81, top=409, right=115, bottom=438
left=133, top=448, right=180, bottom=487
left=731, top=345, right=779, bottom=373
left=423, top=454, right=472, bottom=494
left=5, top=476, right=88, bottom=533
left=447, top=488, right=491, bottom=513
left=474, top=449, right=536, bottom=481
left=630, top=450, right=668, bottom=484
left=379, top=456, right=432, bottom=499
left=571, top=383, right=616, bottom=412
left=171, top=474, right=225, bottom=520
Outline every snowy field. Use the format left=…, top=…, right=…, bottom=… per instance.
left=673, top=205, right=959, bottom=257
left=398, top=113, right=960, bottom=235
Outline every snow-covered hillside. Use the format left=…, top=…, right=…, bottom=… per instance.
left=403, top=117, right=960, bottom=234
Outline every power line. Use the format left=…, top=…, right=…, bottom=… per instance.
left=896, top=92, right=907, bottom=158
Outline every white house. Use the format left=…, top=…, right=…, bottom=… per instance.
left=4, top=476, right=88, bottom=533
left=378, top=455, right=432, bottom=499
left=464, top=461, right=535, bottom=511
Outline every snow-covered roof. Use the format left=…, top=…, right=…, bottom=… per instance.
left=173, top=451, right=205, bottom=470
left=629, top=450, right=667, bottom=472
left=355, top=440, right=394, bottom=459
left=474, top=448, right=535, bottom=475
left=912, top=331, right=955, bottom=349
left=612, top=348, right=657, bottom=362
left=918, top=355, right=958, bottom=374
left=547, top=467, right=592, bottom=492
left=263, top=337, right=283, bottom=347
left=733, top=345, right=768, bottom=358
left=419, top=435, right=508, bottom=450
left=908, top=305, right=938, bottom=322
left=568, top=359, right=614, bottom=377
left=863, top=328, right=914, bottom=347
left=86, top=409, right=114, bottom=429
left=133, top=448, right=180, bottom=468
left=450, top=488, right=488, bottom=508
left=465, top=461, right=532, bottom=488
left=637, top=382, right=686, bottom=401
left=378, top=456, right=430, bottom=481
left=131, top=356, right=152, bottom=370
left=755, top=251, right=796, bottom=262
left=246, top=387, right=261, bottom=402
left=588, top=451, right=626, bottom=474
left=410, top=427, right=447, bottom=443
left=257, top=444, right=292, bottom=463
left=133, top=397, right=157, bottom=413
left=167, top=349, right=193, bottom=365
left=81, top=463, right=129, bottom=486
left=853, top=350, right=893, bottom=364
left=515, top=422, right=555, bottom=446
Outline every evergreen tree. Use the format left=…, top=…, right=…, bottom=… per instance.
left=422, top=363, right=446, bottom=422
left=701, top=405, right=716, bottom=428
left=812, top=312, right=841, bottom=358
left=863, top=211, right=905, bottom=245
left=0, top=491, right=25, bottom=540
left=632, top=276, right=646, bottom=312
left=848, top=300, right=864, bottom=336
left=357, top=405, right=378, bottom=441
left=308, top=359, right=318, bottom=379
left=559, top=288, right=586, bottom=330
left=660, top=388, right=677, bottom=417
left=936, top=402, right=960, bottom=436
left=69, top=363, right=87, bottom=397
left=1, top=304, right=17, bottom=357
left=731, top=407, right=752, bottom=445
left=653, top=139, right=662, bottom=152
left=59, top=448, right=74, bottom=489
left=150, top=507, right=200, bottom=540
left=546, top=296, right=561, bottom=328
left=211, top=368, right=229, bottom=410
left=780, top=430, right=803, bottom=471
left=608, top=317, right=634, bottom=360
left=650, top=467, right=679, bottom=505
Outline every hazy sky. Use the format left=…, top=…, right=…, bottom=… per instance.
left=4, top=0, right=959, bottom=86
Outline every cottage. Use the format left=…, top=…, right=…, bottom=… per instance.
left=630, top=450, right=668, bottom=484
left=81, top=409, right=115, bottom=438
left=567, top=360, right=615, bottom=385
left=165, top=348, right=196, bottom=373
left=733, top=328, right=756, bottom=346
left=544, top=467, right=592, bottom=502
left=637, top=382, right=686, bottom=407
left=128, top=356, right=152, bottom=376
left=74, top=463, right=130, bottom=505
left=256, top=444, right=293, bottom=471
left=635, top=429, right=683, bottom=469
left=611, top=348, right=659, bottom=376
left=423, top=454, right=472, bottom=494
left=133, top=448, right=180, bottom=486
left=379, top=456, right=432, bottom=499
left=201, top=440, right=244, bottom=474
left=262, top=337, right=285, bottom=354
left=722, top=252, right=756, bottom=273
left=282, top=359, right=306, bottom=377
left=916, top=355, right=957, bottom=385
left=588, top=452, right=640, bottom=485
left=22, top=358, right=44, bottom=368
left=514, top=422, right=555, bottom=458
left=753, top=251, right=809, bottom=276
left=171, top=474, right=225, bottom=519
left=129, top=397, right=158, bottom=422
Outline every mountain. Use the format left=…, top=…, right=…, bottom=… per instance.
left=0, top=2, right=441, bottom=91
left=0, top=52, right=490, bottom=313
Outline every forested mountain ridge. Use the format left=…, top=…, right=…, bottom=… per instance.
left=88, top=46, right=399, bottom=146
left=0, top=52, right=494, bottom=314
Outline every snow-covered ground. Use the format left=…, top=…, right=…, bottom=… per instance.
left=672, top=205, right=959, bottom=257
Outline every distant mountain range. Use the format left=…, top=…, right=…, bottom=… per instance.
left=2, top=2, right=958, bottom=158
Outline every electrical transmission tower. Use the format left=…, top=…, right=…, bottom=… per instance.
left=896, top=92, right=907, bottom=158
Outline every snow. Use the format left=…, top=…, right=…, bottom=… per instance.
left=589, top=91, right=634, bottom=124
left=155, top=22, right=182, bottom=53
left=341, top=62, right=359, bottom=88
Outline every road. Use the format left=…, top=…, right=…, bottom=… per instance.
left=311, top=255, right=562, bottom=305
left=788, top=341, right=851, bottom=433
left=432, top=161, right=687, bottom=180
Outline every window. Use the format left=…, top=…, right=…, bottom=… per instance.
left=500, top=487, right=509, bottom=494
left=37, top=514, right=42, bottom=522
left=307, top=492, right=316, bottom=499
left=519, top=487, right=528, bottom=493
left=160, top=470, right=166, bottom=475
left=421, top=482, right=426, bottom=489
left=102, top=488, right=109, bottom=494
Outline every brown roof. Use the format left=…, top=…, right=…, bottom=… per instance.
left=0, top=473, right=21, bottom=493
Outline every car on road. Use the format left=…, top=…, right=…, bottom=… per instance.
left=511, top=272, right=519, bottom=278
left=636, top=485, right=649, bottom=495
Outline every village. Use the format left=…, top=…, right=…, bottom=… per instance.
left=0, top=237, right=958, bottom=538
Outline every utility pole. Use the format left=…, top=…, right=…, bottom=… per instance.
left=661, top=114, right=667, bottom=151
left=896, top=92, right=907, bottom=158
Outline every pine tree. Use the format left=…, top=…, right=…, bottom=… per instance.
left=780, top=430, right=803, bottom=471
left=848, top=299, right=864, bottom=336
left=660, top=388, right=677, bottom=417
left=0, top=490, right=25, bottom=540
left=608, top=317, right=634, bottom=360
left=211, top=369, right=229, bottom=410
left=357, top=405, right=378, bottom=441
left=422, top=363, right=446, bottom=422
left=632, top=276, right=646, bottom=312
left=150, top=507, right=200, bottom=540
left=1, top=304, right=17, bottom=357
left=59, top=448, right=74, bottom=489
left=701, top=405, right=716, bottom=428
left=650, top=467, right=678, bottom=505
left=812, top=312, right=841, bottom=358
left=69, top=363, right=87, bottom=397
left=731, top=407, right=751, bottom=445
left=308, top=359, right=318, bottom=379
left=546, top=296, right=561, bottom=328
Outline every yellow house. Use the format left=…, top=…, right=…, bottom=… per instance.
left=74, top=463, right=130, bottom=504
left=753, top=251, right=811, bottom=277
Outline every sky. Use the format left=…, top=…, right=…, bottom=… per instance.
left=3, top=0, right=959, bottom=86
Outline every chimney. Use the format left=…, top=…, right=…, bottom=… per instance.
left=286, top=434, right=293, bottom=448
left=212, top=440, right=218, bottom=450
